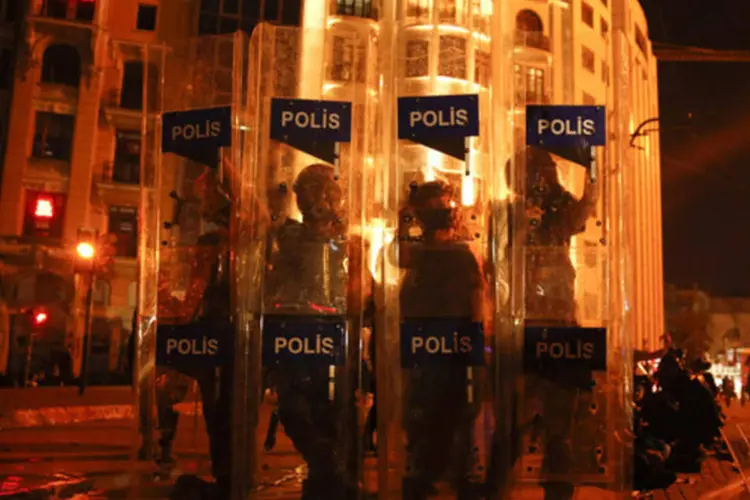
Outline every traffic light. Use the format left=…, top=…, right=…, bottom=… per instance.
left=23, top=190, right=66, bottom=239
left=32, top=309, right=48, bottom=326
left=74, top=228, right=97, bottom=273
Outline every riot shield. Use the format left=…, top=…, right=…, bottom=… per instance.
left=509, top=30, right=632, bottom=498
left=133, top=33, right=246, bottom=498
left=231, top=23, right=377, bottom=499
left=374, top=12, right=503, bottom=496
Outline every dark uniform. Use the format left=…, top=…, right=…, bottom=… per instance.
left=523, top=146, right=599, bottom=499
left=398, top=182, right=485, bottom=500
left=263, top=164, right=364, bottom=500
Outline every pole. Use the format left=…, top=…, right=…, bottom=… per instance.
left=79, top=272, right=95, bottom=395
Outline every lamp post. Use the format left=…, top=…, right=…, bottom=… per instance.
left=75, top=231, right=97, bottom=395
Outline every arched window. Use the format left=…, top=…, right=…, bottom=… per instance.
left=41, top=44, right=81, bottom=87
left=516, top=10, right=543, bottom=33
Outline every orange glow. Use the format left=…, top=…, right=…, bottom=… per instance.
left=34, top=198, right=54, bottom=219
left=76, top=242, right=95, bottom=260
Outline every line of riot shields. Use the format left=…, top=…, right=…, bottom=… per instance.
left=131, top=24, right=632, bottom=500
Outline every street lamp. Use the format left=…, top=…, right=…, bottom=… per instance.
left=76, top=242, right=95, bottom=260
left=75, top=229, right=97, bottom=395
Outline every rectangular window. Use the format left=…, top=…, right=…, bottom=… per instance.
left=514, top=64, right=546, bottom=105
left=438, top=35, right=467, bottom=79
left=113, top=131, right=141, bottom=185
left=581, top=46, right=595, bottom=73
left=0, top=48, right=12, bottom=89
left=405, top=38, right=429, bottom=77
left=600, top=18, right=609, bottom=38
left=582, top=92, right=596, bottom=105
left=32, top=112, right=75, bottom=161
left=335, top=0, right=376, bottom=19
left=108, top=206, right=138, bottom=258
left=581, top=2, right=594, bottom=28
left=600, top=0, right=607, bottom=5
left=136, top=4, right=157, bottom=31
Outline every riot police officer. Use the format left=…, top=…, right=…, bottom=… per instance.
left=264, top=163, right=368, bottom=499
left=397, top=180, right=485, bottom=500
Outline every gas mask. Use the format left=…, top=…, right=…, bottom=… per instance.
left=416, top=207, right=456, bottom=232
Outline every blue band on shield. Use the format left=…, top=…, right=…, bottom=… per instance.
left=400, top=318, right=485, bottom=368
left=262, top=315, right=347, bottom=367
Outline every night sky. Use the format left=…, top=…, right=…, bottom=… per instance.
left=639, top=0, right=750, bottom=296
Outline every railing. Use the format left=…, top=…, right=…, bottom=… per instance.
left=515, top=30, right=551, bottom=51
left=33, top=0, right=96, bottom=23
left=515, top=91, right=551, bottom=105
left=99, top=161, right=140, bottom=186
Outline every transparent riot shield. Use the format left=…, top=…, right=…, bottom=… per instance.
left=134, top=32, right=247, bottom=498
left=375, top=14, right=503, bottom=496
left=232, top=23, right=377, bottom=499
left=509, top=33, right=632, bottom=498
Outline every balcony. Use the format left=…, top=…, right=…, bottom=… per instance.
left=514, top=91, right=551, bottom=106
left=38, top=82, right=78, bottom=106
left=32, top=0, right=96, bottom=24
left=514, top=31, right=550, bottom=52
left=100, top=89, right=142, bottom=129
left=94, top=161, right=140, bottom=208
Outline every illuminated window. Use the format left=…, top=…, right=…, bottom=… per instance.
left=514, top=64, right=546, bottom=105
left=41, top=45, right=81, bottom=87
left=405, top=38, right=428, bottom=77
left=582, top=46, right=595, bottom=73
left=438, top=36, right=466, bottom=79
left=33, top=112, right=75, bottom=162
left=581, top=2, right=594, bottom=27
left=336, top=0, right=376, bottom=19
left=109, top=206, right=138, bottom=258
left=437, top=0, right=463, bottom=24
left=136, top=4, right=157, bottom=31
left=406, top=0, right=429, bottom=22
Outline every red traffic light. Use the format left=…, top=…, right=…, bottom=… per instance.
left=32, top=310, right=48, bottom=326
left=34, top=197, right=54, bottom=219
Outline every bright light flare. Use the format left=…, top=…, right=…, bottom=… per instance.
left=33, top=311, right=48, bottom=325
left=76, top=242, right=95, bottom=260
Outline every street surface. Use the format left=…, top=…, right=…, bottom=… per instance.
left=1, top=400, right=750, bottom=498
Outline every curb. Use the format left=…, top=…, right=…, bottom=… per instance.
left=0, top=404, right=134, bottom=430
